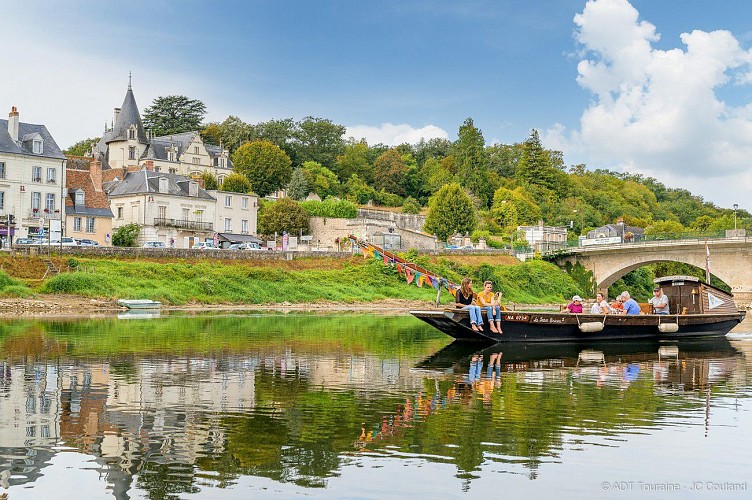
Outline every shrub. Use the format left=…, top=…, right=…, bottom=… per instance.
left=112, top=223, right=140, bottom=247
left=401, top=197, right=421, bottom=214
left=300, top=198, right=358, bottom=218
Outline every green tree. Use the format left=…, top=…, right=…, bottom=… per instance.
left=401, top=197, right=421, bottom=214
left=424, top=183, right=476, bottom=241
left=200, top=171, right=219, bottom=190
left=232, top=140, right=293, bottom=197
left=301, top=161, right=340, bottom=199
left=287, top=169, right=310, bottom=201
left=258, top=198, right=309, bottom=237
left=201, top=116, right=255, bottom=152
left=343, top=174, right=376, bottom=204
left=143, top=95, right=207, bottom=136
left=645, top=220, right=685, bottom=238
left=294, top=117, right=346, bottom=170
left=220, top=173, right=252, bottom=193
left=64, top=137, right=99, bottom=156
left=373, top=149, right=409, bottom=196
left=256, top=118, right=298, bottom=165
left=112, top=223, right=140, bottom=247
left=335, top=141, right=372, bottom=183
left=454, top=118, right=493, bottom=207
left=515, top=129, right=570, bottom=202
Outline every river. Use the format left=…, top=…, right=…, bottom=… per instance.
left=1, top=313, right=750, bottom=499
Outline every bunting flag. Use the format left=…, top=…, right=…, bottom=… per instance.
left=396, top=263, right=404, bottom=276
left=406, top=268, right=415, bottom=284
left=447, top=284, right=458, bottom=297
left=362, top=246, right=374, bottom=259
left=384, top=254, right=390, bottom=265
left=374, top=250, right=381, bottom=260
left=431, top=276, right=441, bottom=291
left=425, top=275, right=434, bottom=287
left=417, top=273, right=426, bottom=287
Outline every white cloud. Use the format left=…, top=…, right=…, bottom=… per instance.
left=346, top=123, right=449, bottom=146
left=544, top=0, right=752, bottom=207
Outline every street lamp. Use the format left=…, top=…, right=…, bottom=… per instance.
left=733, top=204, right=738, bottom=231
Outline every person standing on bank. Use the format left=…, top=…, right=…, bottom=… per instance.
left=649, top=287, right=670, bottom=314
left=477, top=281, right=503, bottom=334
left=456, top=277, right=484, bottom=332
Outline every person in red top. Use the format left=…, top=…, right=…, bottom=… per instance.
left=564, top=295, right=584, bottom=313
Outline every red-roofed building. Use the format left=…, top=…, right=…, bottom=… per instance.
left=65, top=157, right=114, bottom=245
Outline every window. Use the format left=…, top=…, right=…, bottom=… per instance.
left=192, top=157, right=200, bottom=164
left=241, top=197, right=248, bottom=209
left=129, top=146, right=136, bottom=160
left=31, top=192, right=41, bottom=211
left=195, top=210, right=203, bottom=222
left=45, top=193, right=55, bottom=213
left=241, top=219, right=248, bottom=234
left=194, top=146, right=199, bottom=154
left=224, top=218, right=232, bottom=231
left=117, top=206, right=124, bottom=219
left=169, top=168, right=177, bottom=174
left=168, top=152, right=174, bottom=161
left=155, top=166, right=161, bottom=172
left=224, top=195, right=232, bottom=207
left=220, top=158, right=225, bottom=168
left=128, top=128, right=135, bottom=140
left=75, top=191, right=84, bottom=205
left=182, top=208, right=190, bottom=221
left=73, top=217, right=82, bottom=231
left=32, top=166, right=42, bottom=182
left=0, top=192, right=4, bottom=210
left=47, top=167, right=56, bottom=183
left=86, top=217, right=95, bottom=233
left=158, top=206, right=166, bottom=219
left=0, top=162, right=5, bottom=179
left=33, top=139, right=42, bottom=154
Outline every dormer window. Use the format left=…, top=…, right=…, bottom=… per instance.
left=33, top=139, right=43, bottom=154
left=168, top=152, right=174, bottom=162
left=220, top=158, right=225, bottom=168
left=194, top=146, right=199, bottom=154
left=75, top=191, right=85, bottom=206
left=128, top=127, right=135, bottom=140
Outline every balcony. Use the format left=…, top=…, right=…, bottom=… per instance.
left=153, top=217, right=213, bottom=231
left=24, top=210, right=62, bottom=221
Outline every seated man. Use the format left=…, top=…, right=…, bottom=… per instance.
left=648, top=287, right=670, bottom=314
left=621, top=291, right=641, bottom=315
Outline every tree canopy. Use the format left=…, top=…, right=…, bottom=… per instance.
left=258, top=198, right=310, bottom=237
left=64, top=137, right=99, bottom=157
left=143, top=95, right=207, bottom=136
left=231, top=140, right=293, bottom=197
left=424, top=183, right=476, bottom=241
left=220, top=173, right=252, bottom=194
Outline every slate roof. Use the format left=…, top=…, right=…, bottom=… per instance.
left=64, top=158, right=115, bottom=218
left=0, top=119, right=66, bottom=159
left=149, top=131, right=232, bottom=168
left=106, top=169, right=215, bottom=200
left=107, top=87, right=148, bottom=144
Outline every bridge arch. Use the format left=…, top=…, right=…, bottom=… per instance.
left=597, top=258, right=728, bottom=290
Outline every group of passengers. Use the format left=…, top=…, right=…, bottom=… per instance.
left=455, top=278, right=503, bottom=333
left=564, top=287, right=669, bottom=315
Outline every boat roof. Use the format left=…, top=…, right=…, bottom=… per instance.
left=654, top=275, right=700, bottom=284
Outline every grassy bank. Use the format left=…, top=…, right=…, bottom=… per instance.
left=0, top=254, right=585, bottom=306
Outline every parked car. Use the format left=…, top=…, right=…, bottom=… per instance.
left=227, top=242, right=264, bottom=250
left=142, top=241, right=166, bottom=248
left=49, top=237, right=79, bottom=246
left=193, top=241, right=219, bottom=250
left=78, top=239, right=100, bottom=246
left=14, top=238, right=37, bottom=245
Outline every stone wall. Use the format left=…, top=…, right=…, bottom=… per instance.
left=357, top=209, right=425, bottom=231
left=308, top=217, right=437, bottom=251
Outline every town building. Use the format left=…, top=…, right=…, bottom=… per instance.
left=205, top=189, right=260, bottom=247
left=517, top=222, right=569, bottom=253
left=92, top=79, right=233, bottom=183
left=0, top=106, right=67, bottom=245
left=583, top=217, right=645, bottom=246
left=65, top=157, right=114, bottom=245
left=105, top=169, right=216, bottom=248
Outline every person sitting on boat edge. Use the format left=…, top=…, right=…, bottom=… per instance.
left=477, top=280, right=503, bottom=334
left=590, top=292, right=610, bottom=314
left=648, top=286, right=670, bottom=314
left=564, top=295, right=584, bottom=313
left=610, top=295, right=625, bottom=314
left=456, top=277, right=484, bottom=332
left=621, top=291, right=641, bottom=315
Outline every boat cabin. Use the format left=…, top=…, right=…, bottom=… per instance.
left=653, top=276, right=738, bottom=315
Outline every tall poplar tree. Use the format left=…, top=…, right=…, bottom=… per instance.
left=453, top=118, right=492, bottom=207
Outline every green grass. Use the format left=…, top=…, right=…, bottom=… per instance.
left=0, top=270, right=34, bottom=298
left=33, top=255, right=583, bottom=306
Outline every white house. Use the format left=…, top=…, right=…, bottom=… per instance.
left=105, top=169, right=216, bottom=248
left=0, top=106, right=67, bottom=245
left=206, top=189, right=260, bottom=247
left=517, top=222, right=568, bottom=253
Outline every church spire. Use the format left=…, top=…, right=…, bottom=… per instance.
left=128, top=71, right=132, bottom=90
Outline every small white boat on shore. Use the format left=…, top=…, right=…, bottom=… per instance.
left=117, top=299, right=162, bottom=310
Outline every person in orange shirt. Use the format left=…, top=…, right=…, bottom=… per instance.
left=476, top=281, right=503, bottom=334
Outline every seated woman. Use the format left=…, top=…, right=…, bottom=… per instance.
left=564, top=295, right=583, bottom=313
left=476, top=280, right=503, bottom=334
left=456, top=277, right=484, bottom=332
left=590, top=292, right=610, bottom=314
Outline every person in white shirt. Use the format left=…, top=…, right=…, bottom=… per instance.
left=649, top=287, right=670, bottom=314
left=590, top=292, right=610, bottom=314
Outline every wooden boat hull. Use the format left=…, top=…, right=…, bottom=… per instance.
left=117, top=299, right=162, bottom=310
left=410, top=309, right=746, bottom=343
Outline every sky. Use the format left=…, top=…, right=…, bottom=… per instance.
left=1, top=0, right=752, bottom=209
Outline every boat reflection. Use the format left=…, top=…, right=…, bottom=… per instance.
left=415, top=337, right=744, bottom=393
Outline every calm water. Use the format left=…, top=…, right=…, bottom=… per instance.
left=1, top=313, right=750, bottom=499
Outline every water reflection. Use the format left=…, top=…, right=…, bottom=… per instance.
left=0, top=316, right=750, bottom=498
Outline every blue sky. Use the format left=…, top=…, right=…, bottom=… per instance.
left=2, top=0, right=752, bottom=208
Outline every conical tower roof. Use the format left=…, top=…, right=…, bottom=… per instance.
left=107, top=79, right=148, bottom=144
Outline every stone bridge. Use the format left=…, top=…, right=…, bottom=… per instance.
left=555, top=237, right=752, bottom=306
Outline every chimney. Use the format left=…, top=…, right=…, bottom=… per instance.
left=8, top=106, right=19, bottom=142
left=617, top=217, right=625, bottom=225
left=144, top=160, right=154, bottom=171
left=90, top=160, right=103, bottom=192
left=114, top=108, right=121, bottom=126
